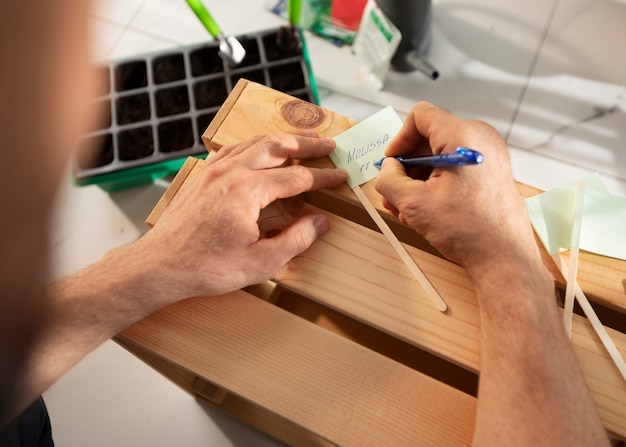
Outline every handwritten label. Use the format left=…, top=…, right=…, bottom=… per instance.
left=330, top=106, right=403, bottom=187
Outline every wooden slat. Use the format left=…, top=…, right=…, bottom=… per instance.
left=273, top=289, right=479, bottom=396
left=195, top=392, right=337, bottom=447
left=279, top=202, right=481, bottom=368
left=116, top=332, right=336, bottom=447
left=118, top=291, right=477, bottom=446
left=202, top=80, right=357, bottom=151
left=114, top=335, right=199, bottom=396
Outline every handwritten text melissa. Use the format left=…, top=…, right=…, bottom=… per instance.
left=346, top=133, right=390, bottom=172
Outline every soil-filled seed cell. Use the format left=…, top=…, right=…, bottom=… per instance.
left=193, top=78, right=228, bottom=110
left=76, top=133, right=114, bottom=169
left=118, top=126, right=154, bottom=161
left=153, top=53, right=186, bottom=84
left=268, top=62, right=305, bottom=91
left=190, top=46, right=223, bottom=77
left=238, top=37, right=261, bottom=67
left=231, top=68, right=265, bottom=86
left=158, top=119, right=194, bottom=153
left=262, top=28, right=302, bottom=61
left=155, top=85, right=190, bottom=117
left=114, top=60, right=148, bottom=91
left=116, top=93, right=151, bottom=125
left=197, top=112, right=216, bottom=141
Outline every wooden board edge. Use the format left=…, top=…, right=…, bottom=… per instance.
left=202, top=78, right=250, bottom=151
left=144, top=156, right=200, bottom=228
left=118, top=290, right=477, bottom=446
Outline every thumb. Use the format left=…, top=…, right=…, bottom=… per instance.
left=374, top=158, right=416, bottom=205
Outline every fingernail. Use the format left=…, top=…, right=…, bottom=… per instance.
left=322, top=138, right=336, bottom=148
left=313, top=215, right=329, bottom=235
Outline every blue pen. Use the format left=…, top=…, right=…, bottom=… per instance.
left=374, top=147, right=484, bottom=169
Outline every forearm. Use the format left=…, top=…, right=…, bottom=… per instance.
left=469, top=256, right=609, bottom=446
left=12, top=243, right=165, bottom=422
left=372, top=102, right=608, bottom=444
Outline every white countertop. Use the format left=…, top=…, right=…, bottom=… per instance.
left=44, top=0, right=626, bottom=446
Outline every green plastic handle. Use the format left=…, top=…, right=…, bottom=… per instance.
left=288, top=0, right=302, bottom=25
left=185, top=0, right=221, bottom=37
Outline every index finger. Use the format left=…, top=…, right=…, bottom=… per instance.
left=254, top=164, right=347, bottom=209
left=211, top=130, right=320, bottom=165
left=237, top=132, right=336, bottom=170
left=386, top=102, right=455, bottom=157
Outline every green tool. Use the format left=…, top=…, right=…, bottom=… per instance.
left=185, top=0, right=246, bottom=66
left=287, top=0, right=302, bottom=26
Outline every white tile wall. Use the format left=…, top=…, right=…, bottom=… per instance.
left=44, top=0, right=626, bottom=445
left=507, top=0, right=626, bottom=193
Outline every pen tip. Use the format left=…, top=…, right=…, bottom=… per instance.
left=374, top=157, right=384, bottom=170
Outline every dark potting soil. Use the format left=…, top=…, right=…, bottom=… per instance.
left=269, top=62, right=305, bottom=91
left=292, top=90, right=314, bottom=103
left=193, top=78, right=228, bottom=110
left=190, top=46, right=224, bottom=77
left=263, top=27, right=302, bottom=61
left=155, top=85, right=190, bottom=117
left=76, top=133, right=114, bottom=169
left=231, top=68, right=266, bottom=87
left=116, top=93, right=151, bottom=125
left=114, top=61, right=148, bottom=92
left=153, top=53, right=186, bottom=84
left=117, top=126, right=154, bottom=161
left=196, top=112, right=216, bottom=142
left=158, top=118, right=194, bottom=153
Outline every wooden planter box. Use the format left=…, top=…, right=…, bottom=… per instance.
left=115, top=80, right=626, bottom=446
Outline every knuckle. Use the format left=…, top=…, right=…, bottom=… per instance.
left=293, top=231, right=310, bottom=253
left=415, top=101, right=445, bottom=115
left=286, top=164, right=314, bottom=188
left=467, top=119, right=497, bottom=135
left=262, top=132, right=297, bottom=152
left=256, top=132, right=300, bottom=164
left=262, top=132, right=285, bottom=147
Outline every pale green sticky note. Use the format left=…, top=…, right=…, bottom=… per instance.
left=525, top=173, right=626, bottom=260
left=330, top=106, right=403, bottom=188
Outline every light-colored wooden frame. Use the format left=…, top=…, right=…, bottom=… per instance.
left=121, top=80, right=626, bottom=445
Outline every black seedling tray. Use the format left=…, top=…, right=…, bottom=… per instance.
left=74, top=27, right=317, bottom=191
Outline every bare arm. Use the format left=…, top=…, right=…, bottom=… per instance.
left=469, top=252, right=608, bottom=446
left=374, top=102, right=609, bottom=446
left=7, top=131, right=346, bottom=425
